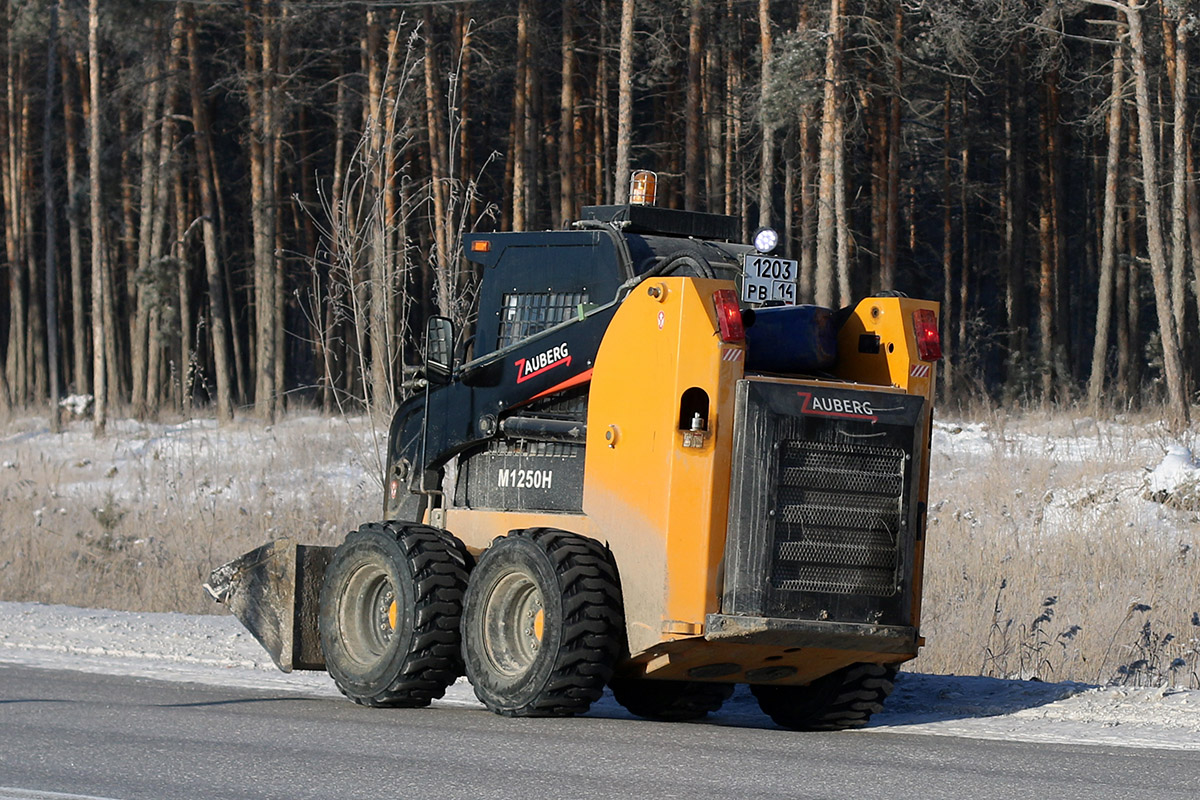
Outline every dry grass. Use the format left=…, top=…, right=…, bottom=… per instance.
left=912, top=408, right=1200, bottom=688
left=0, top=409, right=381, bottom=614
left=1, top=404, right=1197, bottom=687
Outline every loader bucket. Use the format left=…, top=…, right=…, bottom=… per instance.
left=203, top=539, right=333, bottom=673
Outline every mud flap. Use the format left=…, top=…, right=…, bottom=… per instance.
left=204, top=540, right=334, bottom=672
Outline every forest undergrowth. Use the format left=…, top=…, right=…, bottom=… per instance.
left=0, top=402, right=1197, bottom=688
left=912, top=406, right=1200, bottom=689
left=0, top=407, right=381, bottom=614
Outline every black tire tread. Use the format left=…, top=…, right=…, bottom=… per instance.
left=473, top=527, right=622, bottom=718
left=323, top=521, right=469, bottom=708
left=751, top=663, right=897, bottom=731
left=610, top=678, right=735, bottom=721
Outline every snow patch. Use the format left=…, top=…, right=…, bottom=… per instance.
left=1145, top=445, right=1200, bottom=509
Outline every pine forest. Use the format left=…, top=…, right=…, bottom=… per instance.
left=3, top=0, right=1200, bottom=430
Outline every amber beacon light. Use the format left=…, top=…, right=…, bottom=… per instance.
left=629, top=170, right=658, bottom=206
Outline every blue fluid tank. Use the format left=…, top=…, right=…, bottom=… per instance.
left=744, top=304, right=838, bottom=374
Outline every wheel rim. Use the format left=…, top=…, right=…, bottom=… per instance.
left=481, top=569, right=544, bottom=677
left=340, top=561, right=396, bottom=665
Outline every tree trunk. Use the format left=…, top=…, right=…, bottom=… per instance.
left=1115, top=124, right=1138, bottom=402
left=512, top=0, right=530, bottom=227
left=1088, top=36, right=1124, bottom=409
left=1048, top=75, right=1068, bottom=398
left=366, top=7, right=389, bottom=412
left=1189, top=141, right=1200, bottom=352
left=524, top=11, right=540, bottom=224
left=1004, top=47, right=1029, bottom=396
left=115, top=107, right=135, bottom=401
left=26, top=95, right=47, bottom=407
left=756, top=0, right=773, bottom=227
left=62, top=52, right=87, bottom=396
left=323, top=69, right=348, bottom=414
left=145, top=18, right=183, bottom=418
left=131, top=32, right=163, bottom=419
left=1119, top=0, right=1188, bottom=424
left=380, top=17, right=403, bottom=405
left=834, top=77, right=849, bottom=307
left=596, top=0, right=611, bottom=203
left=245, top=2, right=265, bottom=412
left=102, top=206, right=119, bottom=410
left=881, top=3, right=902, bottom=291
left=1167, top=15, right=1187, bottom=367
left=783, top=140, right=794, bottom=260
left=723, top=0, right=739, bottom=218
left=941, top=83, right=953, bottom=398
left=457, top=11, right=475, bottom=219
left=814, top=0, right=841, bottom=307
left=958, top=83, right=970, bottom=388
left=0, top=4, right=12, bottom=411
left=272, top=3, right=289, bottom=415
left=559, top=0, right=577, bottom=221
left=173, top=160, right=192, bottom=414
left=684, top=0, right=702, bottom=211
left=43, top=1, right=61, bottom=428
left=867, top=90, right=886, bottom=291
left=5, top=34, right=29, bottom=405
left=425, top=7, right=451, bottom=317
left=246, top=0, right=277, bottom=422
left=265, top=4, right=282, bottom=420
left=703, top=40, right=722, bottom=214
left=186, top=4, right=233, bottom=423
left=88, top=0, right=105, bottom=435
left=425, top=7, right=457, bottom=385
left=1037, top=81, right=1055, bottom=401
left=614, top=0, right=634, bottom=203
left=799, top=90, right=815, bottom=302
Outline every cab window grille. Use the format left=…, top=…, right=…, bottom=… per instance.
left=498, top=292, right=587, bottom=348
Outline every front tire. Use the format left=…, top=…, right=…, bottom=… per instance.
left=461, top=528, right=622, bottom=717
left=318, top=522, right=468, bottom=707
left=751, top=663, right=897, bottom=731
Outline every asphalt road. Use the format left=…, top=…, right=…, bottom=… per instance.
left=0, top=664, right=1195, bottom=800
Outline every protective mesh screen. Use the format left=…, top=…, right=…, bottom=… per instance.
left=497, top=292, right=588, bottom=348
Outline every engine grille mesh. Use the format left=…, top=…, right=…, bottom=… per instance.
left=770, top=440, right=905, bottom=597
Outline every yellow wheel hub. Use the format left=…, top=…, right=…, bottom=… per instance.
left=482, top=570, right=546, bottom=676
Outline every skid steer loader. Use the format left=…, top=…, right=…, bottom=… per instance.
left=206, top=176, right=942, bottom=729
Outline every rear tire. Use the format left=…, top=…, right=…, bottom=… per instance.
left=461, top=528, right=622, bottom=717
left=610, top=677, right=734, bottom=721
left=751, top=663, right=897, bottom=731
left=319, top=522, right=468, bottom=707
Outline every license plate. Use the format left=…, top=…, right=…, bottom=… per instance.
left=742, top=255, right=798, bottom=305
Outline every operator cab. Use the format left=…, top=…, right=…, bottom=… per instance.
left=462, top=202, right=750, bottom=363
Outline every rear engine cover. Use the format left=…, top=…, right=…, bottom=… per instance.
left=722, top=379, right=927, bottom=628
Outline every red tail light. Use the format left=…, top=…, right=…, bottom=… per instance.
left=713, top=290, right=745, bottom=343
left=912, top=309, right=942, bottom=361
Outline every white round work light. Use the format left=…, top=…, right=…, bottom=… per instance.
left=753, top=226, right=779, bottom=254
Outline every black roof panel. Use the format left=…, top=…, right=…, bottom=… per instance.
left=580, top=204, right=740, bottom=241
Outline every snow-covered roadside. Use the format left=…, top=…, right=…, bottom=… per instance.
left=2, top=601, right=1198, bottom=750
